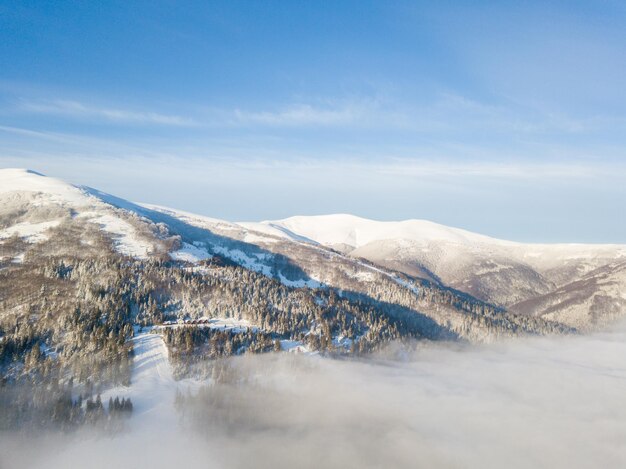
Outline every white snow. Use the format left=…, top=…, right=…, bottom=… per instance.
left=159, top=317, right=259, bottom=333
left=238, top=220, right=317, bottom=244
left=203, top=317, right=257, bottom=332
left=332, top=335, right=354, bottom=350
left=212, top=245, right=272, bottom=275
left=0, top=169, right=157, bottom=258
left=0, top=168, right=88, bottom=205
left=171, top=242, right=212, bottom=262
left=248, top=213, right=626, bottom=276
left=280, top=339, right=310, bottom=353
left=243, top=231, right=280, bottom=244
left=101, top=331, right=200, bottom=432
left=139, top=203, right=237, bottom=230
left=344, top=254, right=421, bottom=295
left=277, top=273, right=322, bottom=289
left=247, top=214, right=626, bottom=259
left=12, top=253, right=25, bottom=263
left=77, top=212, right=152, bottom=258
left=4, top=169, right=626, bottom=309
left=0, top=220, right=60, bottom=242
left=347, top=269, right=378, bottom=282
left=244, top=214, right=503, bottom=249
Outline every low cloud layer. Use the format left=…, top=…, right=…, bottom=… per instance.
left=3, top=324, right=626, bottom=469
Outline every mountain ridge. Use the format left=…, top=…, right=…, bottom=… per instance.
left=1, top=168, right=624, bottom=334
left=241, top=209, right=625, bottom=318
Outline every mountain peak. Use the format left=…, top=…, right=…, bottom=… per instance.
left=0, top=167, right=93, bottom=208
left=0, top=167, right=46, bottom=177
left=254, top=213, right=499, bottom=249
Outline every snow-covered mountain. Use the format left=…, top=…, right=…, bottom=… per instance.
left=246, top=214, right=626, bottom=328
left=0, top=168, right=165, bottom=258
left=241, top=214, right=503, bottom=249
left=4, top=167, right=626, bottom=439
left=1, top=168, right=624, bottom=335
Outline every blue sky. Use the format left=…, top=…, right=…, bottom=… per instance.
left=1, top=0, right=625, bottom=242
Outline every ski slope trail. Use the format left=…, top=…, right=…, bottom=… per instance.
left=126, top=332, right=178, bottom=429
left=102, top=331, right=199, bottom=433
left=12, top=332, right=206, bottom=469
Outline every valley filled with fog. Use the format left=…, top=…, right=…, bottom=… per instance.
left=3, top=322, right=626, bottom=469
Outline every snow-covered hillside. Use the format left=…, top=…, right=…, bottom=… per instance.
left=241, top=214, right=507, bottom=249
left=2, top=168, right=625, bottom=333
left=101, top=331, right=199, bottom=431
left=244, top=214, right=625, bottom=271
left=246, top=214, right=626, bottom=312
left=0, top=168, right=160, bottom=258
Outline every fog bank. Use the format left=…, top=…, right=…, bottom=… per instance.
left=3, top=324, right=626, bottom=469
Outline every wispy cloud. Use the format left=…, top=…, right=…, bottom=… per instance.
left=224, top=92, right=626, bottom=137
left=2, top=148, right=625, bottom=242
left=2, top=124, right=622, bottom=182
left=230, top=99, right=388, bottom=127
left=0, top=124, right=72, bottom=142
left=0, top=124, right=183, bottom=160
left=7, top=88, right=625, bottom=139
left=427, top=93, right=608, bottom=135
left=17, top=99, right=197, bottom=126
left=373, top=158, right=624, bottom=180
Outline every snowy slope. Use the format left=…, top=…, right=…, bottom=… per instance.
left=509, top=261, right=626, bottom=331
left=244, top=214, right=626, bottom=307
left=241, top=214, right=507, bottom=249
left=0, top=169, right=159, bottom=258
left=3, top=168, right=625, bottom=330
left=244, top=214, right=625, bottom=264
left=0, top=168, right=88, bottom=204
left=31, top=331, right=203, bottom=469
left=0, top=169, right=321, bottom=288
left=101, top=331, right=199, bottom=431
